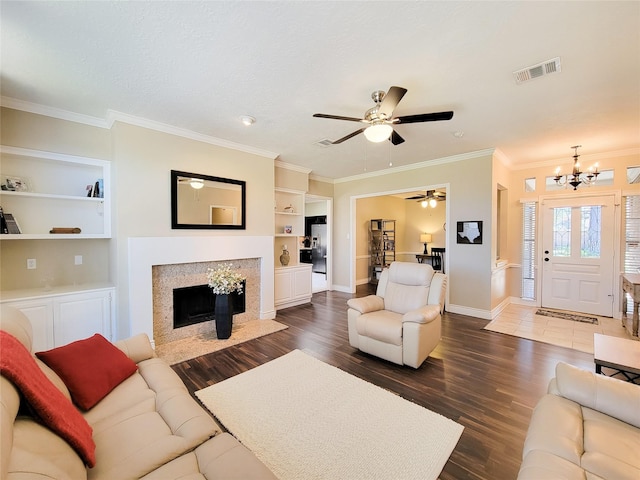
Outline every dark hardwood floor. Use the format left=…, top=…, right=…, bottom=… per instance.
left=172, top=287, right=593, bottom=480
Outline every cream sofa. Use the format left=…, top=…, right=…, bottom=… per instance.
left=347, top=262, right=447, bottom=368
left=0, top=305, right=276, bottom=480
left=518, top=362, right=640, bottom=480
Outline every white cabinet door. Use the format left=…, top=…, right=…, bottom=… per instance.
left=274, top=270, right=294, bottom=304
left=293, top=267, right=312, bottom=299
left=274, top=265, right=312, bottom=310
left=53, top=290, right=113, bottom=346
left=6, top=299, right=54, bottom=351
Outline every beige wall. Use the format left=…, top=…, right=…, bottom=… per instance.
left=354, top=195, right=446, bottom=283
left=334, top=151, right=494, bottom=313
left=0, top=109, right=276, bottom=339
left=111, top=122, right=275, bottom=337
left=0, top=108, right=112, bottom=290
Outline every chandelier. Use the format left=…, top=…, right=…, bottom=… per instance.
left=554, top=145, right=599, bottom=190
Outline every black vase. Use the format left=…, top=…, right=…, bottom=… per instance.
left=214, top=293, right=233, bottom=339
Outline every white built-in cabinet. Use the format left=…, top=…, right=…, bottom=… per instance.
left=0, top=146, right=111, bottom=239
left=1, top=286, right=115, bottom=351
left=274, top=188, right=312, bottom=309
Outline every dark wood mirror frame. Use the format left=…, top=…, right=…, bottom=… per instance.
left=171, top=170, right=246, bottom=230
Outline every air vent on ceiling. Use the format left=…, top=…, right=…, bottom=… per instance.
left=513, top=57, right=561, bottom=84
left=314, top=138, right=333, bottom=147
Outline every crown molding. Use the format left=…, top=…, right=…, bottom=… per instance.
left=309, top=173, right=335, bottom=184
left=511, top=147, right=640, bottom=171
left=274, top=160, right=312, bottom=174
left=0, top=96, right=279, bottom=160
left=106, top=110, right=278, bottom=160
left=1, top=96, right=109, bottom=128
left=334, top=148, right=496, bottom=184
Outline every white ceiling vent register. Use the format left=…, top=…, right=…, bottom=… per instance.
left=513, top=57, right=562, bottom=84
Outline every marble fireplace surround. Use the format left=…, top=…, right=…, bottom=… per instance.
left=128, top=236, right=275, bottom=346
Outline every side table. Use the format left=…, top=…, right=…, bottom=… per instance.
left=622, top=273, right=640, bottom=337
left=594, top=333, right=640, bottom=383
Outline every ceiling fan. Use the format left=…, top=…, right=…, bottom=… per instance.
left=406, top=190, right=446, bottom=208
left=313, top=86, right=454, bottom=145
left=178, top=177, right=205, bottom=189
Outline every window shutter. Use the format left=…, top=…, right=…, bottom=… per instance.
left=625, top=195, right=640, bottom=274
left=522, top=202, right=536, bottom=300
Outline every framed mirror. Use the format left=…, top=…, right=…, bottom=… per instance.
left=171, top=170, right=246, bottom=230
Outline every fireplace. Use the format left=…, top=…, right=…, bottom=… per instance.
left=127, top=235, right=276, bottom=347
left=173, top=283, right=246, bottom=329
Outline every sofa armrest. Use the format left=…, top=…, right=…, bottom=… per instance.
left=402, top=304, right=440, bottom=324
left=554, top=362, right=640, bottom=428
left=115, top=334, right=156, bottom=364
left=346, top=295, right=384, bottom=314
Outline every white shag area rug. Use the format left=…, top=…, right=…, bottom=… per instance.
left=196, top=349, right=463, bottom=480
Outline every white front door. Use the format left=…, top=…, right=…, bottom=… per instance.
left=541, top=195, right=615, bottom=316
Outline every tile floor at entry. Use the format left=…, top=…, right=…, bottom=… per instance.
left=487, top=304, right=635, bottom=354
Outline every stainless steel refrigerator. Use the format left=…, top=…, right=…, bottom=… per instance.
left=311, top=224, right=327, bottom=274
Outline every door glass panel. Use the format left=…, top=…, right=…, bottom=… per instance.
left=553, top=207, right=571, bottom=256
left=581, top=206, right=601, bottom=258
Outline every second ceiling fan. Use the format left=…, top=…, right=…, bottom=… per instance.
left=313, top=86, right=454, bottom=145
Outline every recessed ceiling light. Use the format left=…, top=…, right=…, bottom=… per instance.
left=240, top=115, right=256, bottom=126
left=452, top=131, right=464, bottom=138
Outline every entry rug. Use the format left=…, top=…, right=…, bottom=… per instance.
left=536, top=308, right=599, bottom=325
left=196, top=349, right=463, bottom=480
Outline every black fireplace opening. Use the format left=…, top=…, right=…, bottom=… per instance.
left=173, top=283, right=246, bottom=329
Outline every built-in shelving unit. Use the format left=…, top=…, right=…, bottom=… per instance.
left=274, top=187, right=312, bottom=309
left=370, top=219, right=395, bottom=284
left=0, top=146, right=111, bottom=239
left=274, top=188, right=305, bottom=267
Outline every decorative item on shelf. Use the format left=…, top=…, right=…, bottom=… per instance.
left=0, top=207, right=8, bottom=234
left=49, top=227, right=82, bottom=234
left=554, top=145, right=599, bottom=190
left=284, top=204, right=294, bottom=213
left=4, top=212, right=21, bottom=234
left=420, top=233, right=432, bottom=254
left=206, top=263, right=246, bottom=340
left=1, top=175, right=31, bottom=192
left=280, top=245, right=290, bottom=266
left=284, top=225, right=293, bottom=234
left=304, top=235, right=311, bottom=248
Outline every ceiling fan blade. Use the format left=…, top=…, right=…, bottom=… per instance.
left=405, top=195, right=425, bottom=200
left=395, top=111, right=454, bottom=124
left=390, top=130, right=405, bottom=145
left=332, top=128, right=366, bottom=144
left=378, top=86, right=407, bottom=119
left=313, top=113, right=364, bottom=122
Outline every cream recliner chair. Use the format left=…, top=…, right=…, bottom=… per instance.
left=347, top=262, right=447, bottom=368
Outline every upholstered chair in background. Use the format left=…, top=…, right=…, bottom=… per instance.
left=346, top=262, right=447, bottom=368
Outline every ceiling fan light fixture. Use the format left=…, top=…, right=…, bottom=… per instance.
left=421, top=200, right=428, bottom=208
left=429, top=198, right=438, bottom=208
left=189, top=179, right=205, bottom=189
left=364, top=123, right=393, bottom=143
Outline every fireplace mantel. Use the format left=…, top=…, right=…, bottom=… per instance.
left=128, top=236, right=275, bottom=343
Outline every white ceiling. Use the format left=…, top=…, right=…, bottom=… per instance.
left=2, top=1, right=639, bottom=179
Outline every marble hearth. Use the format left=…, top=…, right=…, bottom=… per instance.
left=128, top=236, right=275, bottom=346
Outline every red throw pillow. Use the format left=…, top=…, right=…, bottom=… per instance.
left=36, top=334, right=138, bottom=410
